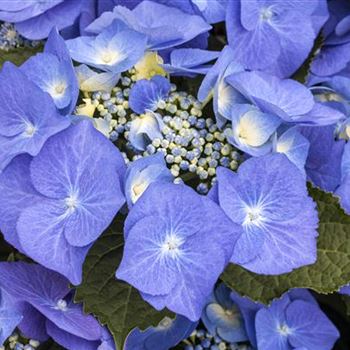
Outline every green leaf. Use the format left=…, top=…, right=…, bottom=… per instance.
left=0, top=45, right=43, bottom=68
left=292, top=33, right=324, bottom=84
left=221, top=186, right=350, bottom=304
left=75, top=216, right=174, bottom=349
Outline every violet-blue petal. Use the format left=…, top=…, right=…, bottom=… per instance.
left=46, top=321, right=100, bottom=350
left=15, top=0, right=84, bottom=40
left=300, top=126, right=344, bottom=192
left=75, top=64, right=120, bottom=93
left=128, top=112, right=164, bottom=151
left=86, top=1, right=211, bottom=50
left=255, top=296, right=292, bottom=350
left=226, top=70, right=315, bottom=120
left=17, top=303, right=48, bottom=342
left=286, top=300, right=339, bottom=350
left=192, top=0, right=227, bottom=23
left=274, top=127, right=310, bottom=176
left=0, top=155, right=40, bottom=251
left=66, top=20, right=147, bottom=73
left=216, top=154, right=318, bottom=274
left=227, top=104, right=281, bottom=157
left=0, top=289, right=23, bottom=346
left=125, top=152, right=173, bottom=207
left=125, top=315, right=197, bottom=350
left=226, top=0, right=325, bottom=78
left=129, top=76, right=171, bottom=114
left=20, top=53, right=78, bottom=114
left=0, top=62, right=70, bottom=171
left=28, top=120, right=125, bottom=247
left=117, top=183, right=240, bottom=321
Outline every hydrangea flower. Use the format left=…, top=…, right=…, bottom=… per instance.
left=86, top=1, right=212, bottom=50
left=225, top=104, right=281, bottom=156
left=192, top=0, right=228, bottom=24
left=0, top=288, right=23, bottom=346
left=335, top=142, right=350, bottom=213
left=20, top=28, right=78, bottom=115
left=226, top=0, right=328, bottom=78
left=129, top=75, right=171, bottom=114
left=116, top=182, right=241, bottom=321
left=162, top=48, right=220, bottom=77
left=198, top=45, right=246, bottom=128
left=216, top=153, right=319, bottom=274
left=0, top=0, right=87, bottom=40
left=201, top=283, right=247, bottom=343
left=273, top=127, right=310, bottom=177
left=124, top=315, right=197, bottom=350
left=311, top=0, right=350, bottom=78
left=75, top=64, right=120, bottom=93
left=66, top=20, right=147, bottom=73
left=0, top=121, right=125, bottom=284
left=0, top=62, right=70, bottom=172
left=226, top=70, right=345, bottom=126
left=128, top=111, right=164, bottom=151
left=124, top=153, right=173, bottom=207
left=0, top=262, right=114, bottom=349
left=255, top=290, right=339, bottom=350
left=300, top=126, right=345, bottom=192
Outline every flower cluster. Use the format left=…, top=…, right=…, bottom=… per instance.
left=0, top=0, right=350, bottom=349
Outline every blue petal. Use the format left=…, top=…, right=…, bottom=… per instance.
left=46, top=321, right=100, bottom=350
left=129, top=76, right=171, bottom=114
left=14, top=0, right=83, bottom=40
left=217, top=154, right=318, bottom=274
left=118, top=182, right=240, bottom=321
left=255, top=296, right=292, bottom=350
left=0, top=63, right=70, bottom=171
left=125, top=152, right=173, bottom=207
left=274, top=127, right=310, bottom=176
left=286, top=300, right=339, bottom=349
left=29, top=120, right=125, bottom=247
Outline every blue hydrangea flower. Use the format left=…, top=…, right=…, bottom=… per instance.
left=124, top=315, right=197, bottom=350
left=0, top=121, right=125, bottom=284
left=300, top=126, right=345, bottom=192
left=75, top=64, right=120, bottom=93
left=128, top=111, right=164, bottom=151
left=192, top=0, right=228, bottom=24
left=201, top=283, right=247, bottom=343
left=273, top=127, right=310, bottom=177
left=216, top=154, right=319, bottom=275
left=255, top=290, right=339, bottom=350
left=0, top=288, right=23, bottom=346
left=162, top=49, right=220, bottom=77
left=225, top=104, right=281, bottom=157
left=129, top=75, right=171, bottom=114
left=125, top=153, right=173, bottom=207
left=0, top=0, right=87, bottom=40
left=226, top=0, right=328, bottom=78
left=66, top=20, right=147, bottom=73
left=339, top=284, right=350, bottom=295
left=198, top=46, right=246, bottom=128
left=86, top=1, right=212, bottom=50
left=311, top=0, right=350, bottom=78
left=335, top=142, right=350, bottom=214
left=20, top=28, right=78, bottom=115
left=116, top=182, right=241, bottom=321
left=0, top=62, right=70, bottom=172
left=226, top=70, right=345, bottom=126
left=0, top=262, right=113, bottom=349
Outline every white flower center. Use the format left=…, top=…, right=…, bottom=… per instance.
left=277, top=323, right=292, bottom=336
left=158, top=317, right=173, bottom=330
left=243, top=205, right=264, bottom=227
left=65, top=193, right=80, bottom=213
left=24, top=122, right=37, bottom=137
left=260, top=7, right=275, bottom=21
left=54, top=299, right=68, bottom=312
left=100, top=50, right=123, bottom=65
left=160, top=234, right=183, bottom=259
